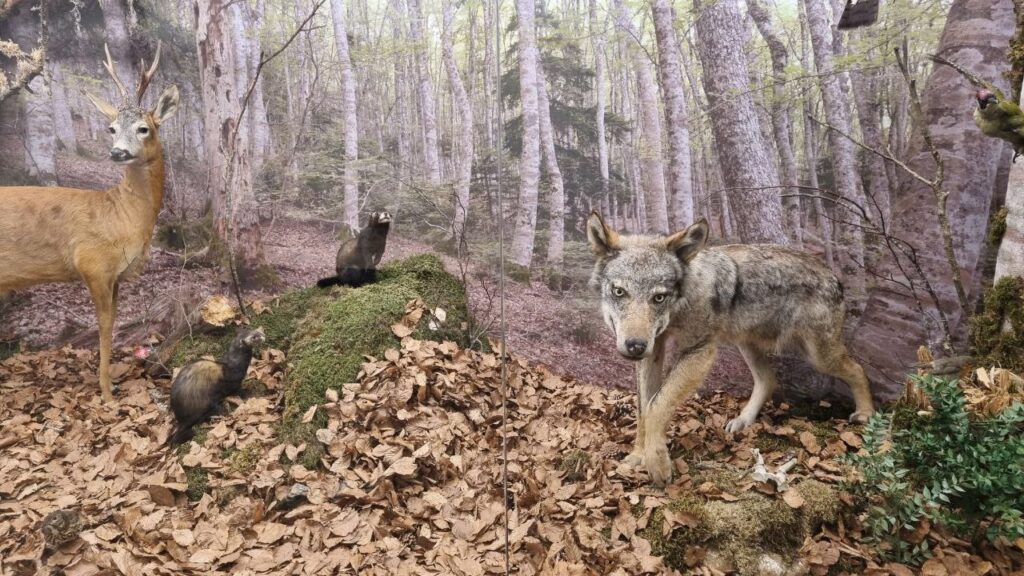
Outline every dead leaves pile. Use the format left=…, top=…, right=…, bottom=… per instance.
left=1, top=311, right=1022, bottom=574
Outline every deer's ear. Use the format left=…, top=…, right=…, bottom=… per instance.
left=152, top=85, right=179, bottom=125
left=587, top=211, right=620, bottom=257
left=666, top=219, right=709, bottom=263
left=87, top=92, right=118, bottom=122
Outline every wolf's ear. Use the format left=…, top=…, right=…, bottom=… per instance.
left=666, top=218, right=709, bottom=262
left=587, top=211, right=620, bottom=257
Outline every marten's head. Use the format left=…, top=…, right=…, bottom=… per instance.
left=235, top=327, right=266, bottom=349
left=367, top=211, right=392, bottom=230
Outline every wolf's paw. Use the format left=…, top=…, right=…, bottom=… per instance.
left=623, top=450, right=644, bottom=469
left=725, top=414, right=755, bottom=433
left=644, top=445, right=673, bottom=487
left=849, top=410, right=873, bottom=424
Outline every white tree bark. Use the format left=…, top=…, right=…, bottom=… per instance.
left=615, top=0, right=669, bottom=234
left=693, top=0, right=785, bottom=244
left=22, top=73, right=56, bottom=185
left=589, top=0, right=608, bottom=196
left=510, top=0, right=541, bottom=268
left=97, top=0, right=136, bottom=104
left=804, top=0, right=865, bottom=297
left=194, top=0, right=267, bottom=274
left=247, top=0, right=272, bottom=169
left=407, top=0, right=441, bottom=184
left=49, top=61, right=76, bottom=152
left=441, top=0, right=473, bottom=244
left=537, top=60, right=565, bottom=269
left=747, top=0, right=802, bottom=246
left=650, top=0, right=693, bottom=229
left=331, top=0, right=360, bottom=230
left=995, top=82, right=1024, bottom=281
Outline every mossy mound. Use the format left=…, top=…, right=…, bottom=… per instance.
left=280, top=254, right=474, bottom=464
left=971, top=276, right=1024, bottom=372
left=642, top=477, right=841, bottom=575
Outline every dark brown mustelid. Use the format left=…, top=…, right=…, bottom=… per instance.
left=317, top=211, right=391, bottom=288
left=168, top=327, right=265, bottom=446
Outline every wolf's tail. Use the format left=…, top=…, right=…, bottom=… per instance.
left=316, top=268, right=376, bottom=288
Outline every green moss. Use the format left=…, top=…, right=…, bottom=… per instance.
left=185, top=467, right=209, bottom=501
left=280, top=254, right=474, bottom=465
left=643, top=477, right=841, bottom=575
left=228, top=444, right=262, bottom=475
left=971, top=276, right=1024, bottom=372
left=753, top=433, right=800, bottom=454
left=640, top=493, right=713, bottom=569
left=506, top=263, right=532, bottom=284
left=0, top=337, right=20, bottom=362
left=988, top=206, right=1009, bottom=247
left=558, top=450, right=590, bottom=481
left=155, top=216, right=214, bottom=252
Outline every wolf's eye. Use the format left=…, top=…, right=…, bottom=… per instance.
left=652, top=294, right=667, bottom=304
left=108, top=126, right=116, bottom=134
left=612, top=287, right=626, bottom=298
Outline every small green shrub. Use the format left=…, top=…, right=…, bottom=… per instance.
left=845, top=374, right=1024, bottom=565
left=971, top=276, right=1024, bottom=372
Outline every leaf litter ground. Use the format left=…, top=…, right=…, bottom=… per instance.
left=1, top=302, right=1021, bottom=575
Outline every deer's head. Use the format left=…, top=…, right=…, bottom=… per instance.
left=87, top=42, right=179, bottom=166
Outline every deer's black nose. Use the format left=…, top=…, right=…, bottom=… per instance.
left=110, top=148, right=132, bottom=162
left=625, top=338, right=647, bottom=357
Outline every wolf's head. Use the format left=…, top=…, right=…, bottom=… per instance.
left=587, top=212, right=709, bottom=360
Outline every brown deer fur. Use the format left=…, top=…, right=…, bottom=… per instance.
left=0, top=44, right=177, bottom=402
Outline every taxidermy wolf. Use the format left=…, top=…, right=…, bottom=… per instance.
left=317, top=211, right=391, bottom=288
left=586, top=212, right=874, bottom=486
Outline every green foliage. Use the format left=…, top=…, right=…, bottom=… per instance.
left=971, top=276, right=1024, bottom=372
left=185, top=467, right=209, bottom=502
left=987, top=206, right=1009, bottom=247
left=845, top=375, right=1024, bottom=565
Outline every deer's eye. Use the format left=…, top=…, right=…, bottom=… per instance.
left=612, top=287, right=626, bottom=298
left=137, top=126, right=149, bottom=135
left=653, top=294, right=667, bottom=304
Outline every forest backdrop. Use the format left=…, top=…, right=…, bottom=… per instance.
left=0, top=0, right=1021, bottom=399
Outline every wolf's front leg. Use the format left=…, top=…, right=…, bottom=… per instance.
left=626, top=339, right=666, bottom=468
left=641, top=342, right=717, bottom=486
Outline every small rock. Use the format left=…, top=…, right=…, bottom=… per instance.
left=757, top=553, right=787, bottom=576
left=278, top=483, right=310, bottom=510
left=704, top=550, right=736, bottom=574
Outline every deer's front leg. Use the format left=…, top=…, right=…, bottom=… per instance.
left=84, top=273, right=116, bottom=403
left=642, top=341, right=717, bottom=486
left=625, top=337, right=666, bottom=468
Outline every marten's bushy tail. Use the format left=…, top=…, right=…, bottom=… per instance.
left=316, top=268, right=377, bottom=288
left=168, top=425, right=196, bottom=446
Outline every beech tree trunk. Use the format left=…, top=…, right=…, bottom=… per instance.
left=650, top=0, right=693, bottom=229
left=747, top=0, right=802, bottom=246
left=851, top=0, right=1014, bottom=397
left=97, top=0, right=135, bottom=104
left=194, top=0, right=268, bottom=277
left=408, top=0, right=441, bottom=184
left=850, top=50, right=891, bottom=225
left=510, top=0, right=541, bottom=268
left=22, top=73, right=56, bottom=185
left=49, top=61, right=76, bottom=152
left=331, top=0, right=360, bottom=230
left=537, top=59, right=565, bottom=269
left=615, top=0, right=669, bottom=234
left=693, top=0, right=785, bottom=244
left=589, top=0, right=608, bottom=197
left=247, top=0, right=272, bottom=169
left=995, top=162, right=1024, bottom=281
left=804, top=0, right=865, bottom=298
left=441, top=0, right=473, bottom=245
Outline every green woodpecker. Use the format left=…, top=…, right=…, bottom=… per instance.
left=974, top=88, right=1024, bottom=162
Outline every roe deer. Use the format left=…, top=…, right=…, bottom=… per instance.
left=0, top=42, right=178, bottom=402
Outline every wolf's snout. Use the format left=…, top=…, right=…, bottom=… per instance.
left=624, top=338, right=647, bottom=358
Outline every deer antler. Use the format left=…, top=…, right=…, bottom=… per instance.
left=135, top=40, right=162, bottom=105
left=102, top=43, right=130, bottom=102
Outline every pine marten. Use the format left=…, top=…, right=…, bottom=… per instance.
left=317, top=211, right=391, bottom=288
left=168, top=327, right=265, bottom=446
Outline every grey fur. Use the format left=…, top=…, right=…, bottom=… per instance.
left=587, top=212, right=874, bottom=486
